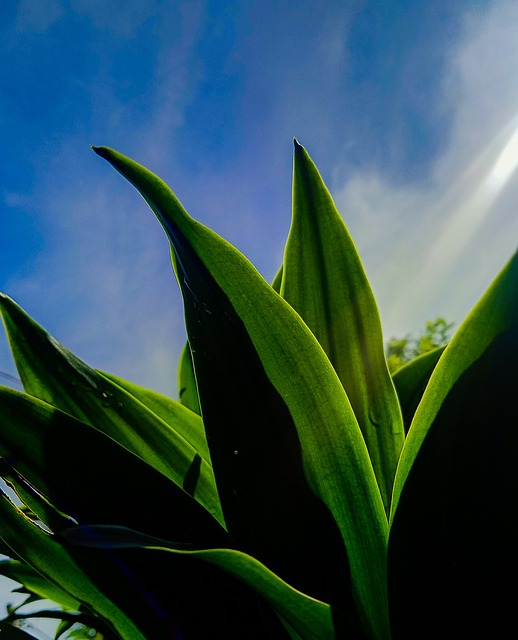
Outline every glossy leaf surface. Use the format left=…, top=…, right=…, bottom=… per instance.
left=282, top=141, right=404, bottom=511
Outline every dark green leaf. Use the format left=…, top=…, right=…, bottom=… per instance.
left=0, top=388, right=263, bottom=638
left=0, top=492, right=144, bottom=640
left=64, top=524, right=366, bottom=640
left=0, top=294, right=222, bottom=526
left=93, top=146, right=390, bottom=639
left=389, top=251, right=518, bottom=636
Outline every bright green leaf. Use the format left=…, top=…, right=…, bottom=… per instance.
left=391, top=345, right=445, bottom=433
left=282, top=140, right=404, bottom=512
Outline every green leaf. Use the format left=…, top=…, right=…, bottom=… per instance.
left=100, top=370, right=209, bottom=462
left=0, top=494, right=144, bottom=640
left=391, top=250, right=518, bottom=518
left=389, top=251, right=518, bottom=636
left=391, top=345, right=445, bottom=433
left=0, top=387, right=240, bottom=638
left=0, top=559, right=80, bottom=611
left=93, top=146, right=390, bottom=639
left=64, top=524, right=365, bottom=640
left=177, top=341, right=201, bottom=414
left=0, top=387, right=227, bottom=546
left=0, top=294, right=223, bottom=526
left=271, top=265, right=283, bottom=293
left=281, top=140, right=404, bottom=512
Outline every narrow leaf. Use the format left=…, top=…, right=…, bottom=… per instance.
left=391, top=345, right=445, bottom=433
left=282, top=140, right=404, bottom=511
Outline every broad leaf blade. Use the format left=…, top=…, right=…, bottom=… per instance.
left=0, top=294, right=222, bottom=525
left=389, top=251, right=518, bottom=636
left=94, top=146, right=390, bottom=639
left=282, top=140, right=404, bottom=512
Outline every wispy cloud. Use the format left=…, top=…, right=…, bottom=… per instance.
left=334, top=0, right=518, bottom=341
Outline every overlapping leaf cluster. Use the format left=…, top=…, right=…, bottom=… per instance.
left=0, top=142, right=517, bottom=639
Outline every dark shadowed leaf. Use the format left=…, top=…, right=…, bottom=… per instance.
left=0, top=388, right=280, bottom=638
left=0, top=294, right=222, bottom=526
left=64, top=524, right=367, bottom=640
left=93, top=145, right=390, bottom=639
left=389, top=251, right=518, bottom=637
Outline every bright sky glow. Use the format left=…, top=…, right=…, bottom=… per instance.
left=2, top=0, right=518, bottom=395
left=486, top=114, right=518, bottom=193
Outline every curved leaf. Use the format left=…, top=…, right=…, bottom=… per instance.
left=64, top=524, right=367, bottom=640
left=0, top=294, right=222, bottom=525
left=391, top=345, right=445, bottom=434
left=389, top=328, right=518, bottom=636
left=282, top=140, right=404, bottom=511
left=391, top=250, right=518, bottom=519
left=389, top=251, right=518, bottom=636
left=0, top=559, right=81, bottom=611
left=93, top=146, right=390, bottom=639
left=0, top=494, right=144, bottom=640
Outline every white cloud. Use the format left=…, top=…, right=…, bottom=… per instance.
left=16, top=0, right=64, bottom=32
left=333, top=0, right=518, bottom=341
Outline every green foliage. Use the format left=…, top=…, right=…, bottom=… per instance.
left=0, top=141, right=516, bottom=639
left=386, top=317, right=454, bottom=373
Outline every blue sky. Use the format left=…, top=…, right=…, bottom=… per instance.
left=2, top=0, right=518, bottom=398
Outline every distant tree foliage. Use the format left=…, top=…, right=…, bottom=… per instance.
left=386, top=318, right=454, bottom=373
